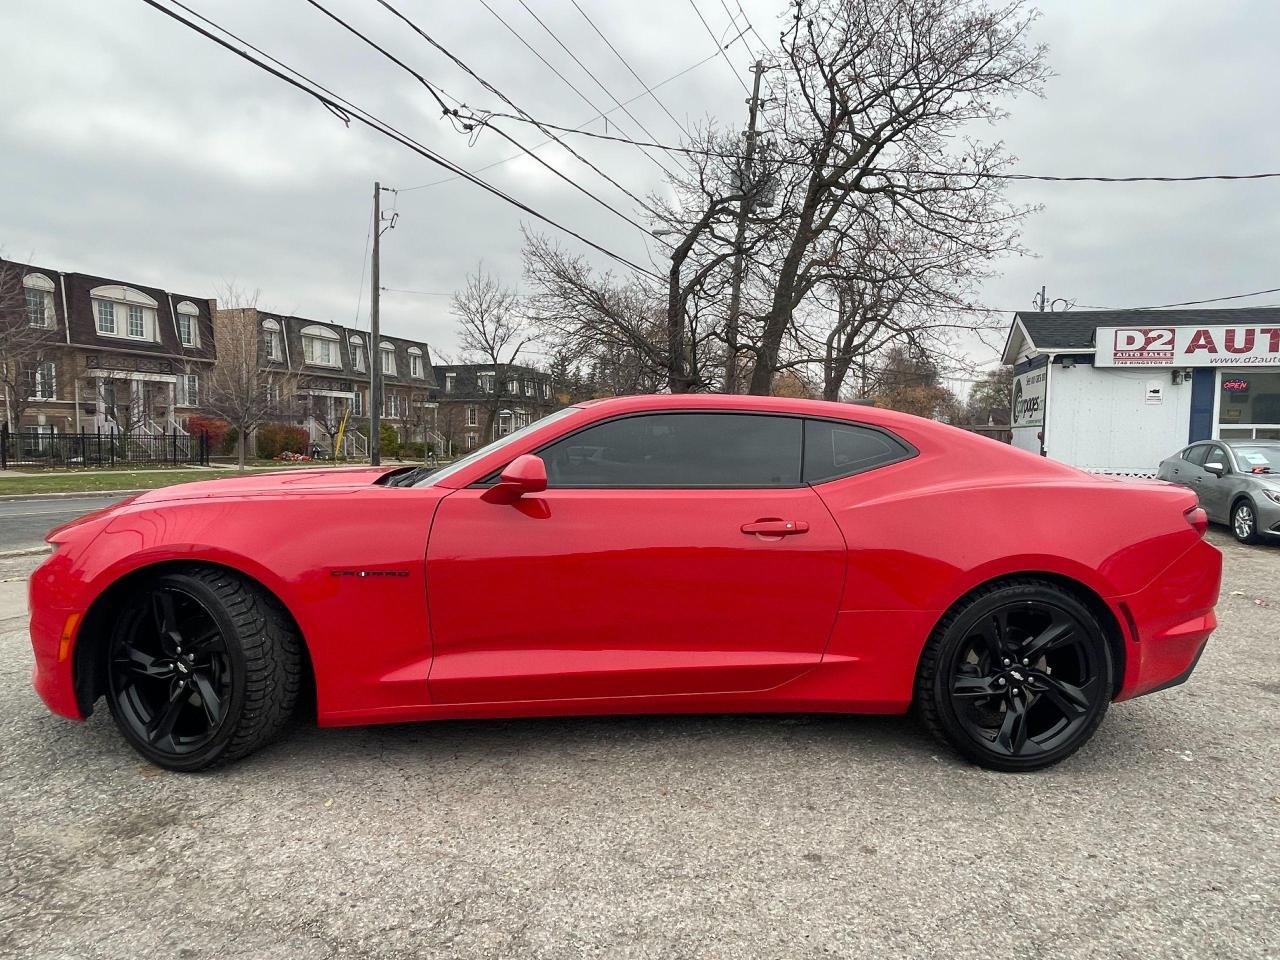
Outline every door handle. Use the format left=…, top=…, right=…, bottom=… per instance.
left=741, top=519, right=809, bottom=536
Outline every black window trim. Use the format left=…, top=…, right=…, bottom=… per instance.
left=472, top=410, right=917, bottom=490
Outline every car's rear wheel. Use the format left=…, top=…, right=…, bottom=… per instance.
left=105, top=568, right=302, bottom=772
left=1232, top=499, right=1261, bottom=544
left=915, top=580, right=1112, bottom=772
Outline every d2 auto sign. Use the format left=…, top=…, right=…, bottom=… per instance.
left=1095, top=325, right=1280, bottom=367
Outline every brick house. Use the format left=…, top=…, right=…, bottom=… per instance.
left=432, top=363, right=560, bottom=453
left=217, top=308, right=441, bottom=457
left=0, top=257, right=216, bottom=439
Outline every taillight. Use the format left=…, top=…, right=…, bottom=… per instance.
left=1184, top=506, right=1208, bottom=538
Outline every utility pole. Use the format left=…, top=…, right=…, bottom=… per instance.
left=370, top=181, right=382, bottom=465
left=1032, top=286, right=1071, bottom=312
left=1033, top=285, right=1046, bottom=311
left=724, top=60, right=766, bottom=395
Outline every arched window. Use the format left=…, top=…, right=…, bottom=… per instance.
left=262, top=318, right=283, bottom=361
left=407, top=345, right=424, bottom=378
left=380, top=341, right=397, bottom=376
left=301, top=324, right=340, bottom=367
left=175, top=300, right=200, bottom=347
left=350, top=335, right=366, bottom=372
left=22, top=274, right=55, bottom=329
left=90, top=285, right=159, bottom=342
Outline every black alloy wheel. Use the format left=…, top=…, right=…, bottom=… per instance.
left=916, top=580, right=1112, bottom=772
left=104, top=569, right=303, bottom=771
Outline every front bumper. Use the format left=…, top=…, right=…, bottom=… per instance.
left=1113, top=537, right=1222, bottom=702
left=1253, top=494, right=1280, bottom=538
left=29, top=549, right=89, bottom=721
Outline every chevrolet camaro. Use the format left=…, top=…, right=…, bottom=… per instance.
left=30, top=395, right=1222, bottom=772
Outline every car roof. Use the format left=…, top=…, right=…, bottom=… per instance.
left=1221, top=439, right=1280, bottom=447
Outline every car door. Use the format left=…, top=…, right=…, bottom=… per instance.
left=1196, top=443, right=1234, bottom=522
left=1171, top=442, right=1210, bottom=492
left=425, top=412, right=846, bottom=704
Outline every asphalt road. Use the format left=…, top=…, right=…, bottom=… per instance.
left=0, top=496, right=124, bottom=552
left=1, top=531, right=1277, bottom=960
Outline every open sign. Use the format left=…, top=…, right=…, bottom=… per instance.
left=1223, top=378, right=1249, bottom=391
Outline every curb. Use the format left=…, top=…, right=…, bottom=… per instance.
left=0, top=489, right=145, bottom=502
left=0, top=545, right=52, bottom=559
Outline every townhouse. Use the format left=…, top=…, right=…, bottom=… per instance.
left=1, top=257, right=216, bottom=439
left=432, top=363, right=559, bottom=453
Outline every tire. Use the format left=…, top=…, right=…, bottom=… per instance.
left=915, top=579, right=1113, bottom=772
left=1231, top=499, right=1262, bottom=544
left=104, top=568, right=303, bottom=772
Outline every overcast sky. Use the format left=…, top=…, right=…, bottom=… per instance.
left=3, top=0, right=1279, bottom=387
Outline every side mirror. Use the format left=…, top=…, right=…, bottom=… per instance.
left=1204, top=461, right=1226, bottom=477
left=483, top=453, right=547, bottom=503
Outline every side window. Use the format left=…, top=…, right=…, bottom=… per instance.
left=1184, top=444, right=1210, bottom=466
left=1206, top=445, right=1229, bottom=471
left=539, top=413, right=802, bottom=488
left=802, top=419, right=910, bottom=482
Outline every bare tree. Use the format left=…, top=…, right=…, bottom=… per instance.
left=740, top=0, right=1046, bottom=394
left=452, top=263, right=531, bottom=438
left=207, top=291, right=298, bottom=469
left=0, top=258, right=64, bottom=431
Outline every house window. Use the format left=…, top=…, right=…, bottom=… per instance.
left=29, top=360, right=57, bottom=400
left=95, top=300, right=116, bottom=334
left=352, top=391, right=364, bottom=416
left=263, top=320, right=283, bottom=361
left=480, top=373, right=495, bottom=393
left=176, top=302, right=200, bottom=346
left=351, top=337, right=366, bottom=372
left=383, top=392, right=407, bottom=419
left=524, top=381, right=534, bottom=397
left=301, top=324, right=340, bottom=367
left=177, top=374, right=199, bottom=406
left=542, top=381, right=550, bottom=399
left=265, top=383, right=281, bottom=406
left=409, top=347, right=424, bottom=378
left=466, top=405, right=478, bottom=427
left=444, top=372, right=455, bottom=393
left=127, top=305, right=146, bottom=339
left=23, top=274, right=55, bottom=328
left=507, top=378, right=518, bottom=394
left=380, top=343, right=396, bottom=376
left=465, top=432, right=479, bottom=450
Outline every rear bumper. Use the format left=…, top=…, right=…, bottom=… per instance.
left=1113, top=538, right=1222, bottom=702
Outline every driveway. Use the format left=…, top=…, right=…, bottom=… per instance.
left=0, top=531, right=1276, bottom=959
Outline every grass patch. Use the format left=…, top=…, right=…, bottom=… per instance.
left=0, top=470, right=229, bottom=496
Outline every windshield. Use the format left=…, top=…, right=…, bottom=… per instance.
left=409, top=406, right=582, bottom=487
left=1232, top=445, right=1280, bottom=473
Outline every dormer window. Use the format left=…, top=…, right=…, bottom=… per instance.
left=380, top=341, right=396, bottom=376
left=176, top=301, right=201, bottom=346
left=301, top=324, right=341, bottom=367
left=262, top=318, right=283, bottom=361
left=350, top=335, right=366, bottom=372
left=444, top=372, right=456, bottom=393
left=408, top=346, right=424, bottom=378
left=90, top=285, right=159, bottom=342
left=23, top=274, right=55, bottom=329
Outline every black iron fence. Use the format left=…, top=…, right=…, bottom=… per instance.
left=1, top=425, right=209, bottom=470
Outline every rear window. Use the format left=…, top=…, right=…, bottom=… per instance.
left=802, top=420, right=911, bottom=483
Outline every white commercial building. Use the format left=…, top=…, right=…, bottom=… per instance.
left=1002, top=308, right=1280, bottom=475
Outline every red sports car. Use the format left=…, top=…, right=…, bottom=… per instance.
left=30, top=396, right=1221, bottom=772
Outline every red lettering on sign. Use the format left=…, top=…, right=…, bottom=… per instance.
left=1185, top=329, right=1218, bottom=354
left=1224, top=329, right=1255, bottom=354
left=1261, top=328, right=1280, bottom=352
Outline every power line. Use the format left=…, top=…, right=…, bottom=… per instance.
left=303, top=0, right=657, bottom=240
left=480, top=0, right=681, bottom=181
left=382, top=287, right=453, bottom=297
left=687, top=0, right=751, bottom=94
left=397, top=49, right=721, bottom=192
left=568, top=0, right=693, bottom=141
left=369, top=0, right=669, bottom=228
left=353, top=198, right=374, bottom=330
left=139, top=0, right=661, bottom=279
left=1075, top=285, right=1280, bottom=311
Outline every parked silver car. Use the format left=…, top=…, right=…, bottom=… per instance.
left=1157, top=439, right=1280, bottom=543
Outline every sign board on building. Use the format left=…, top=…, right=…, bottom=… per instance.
left=1095, top=326, right=1280, bottom=367
left=1011, top=368, right=1046, bottom=427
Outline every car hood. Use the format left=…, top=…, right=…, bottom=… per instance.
left=130, top=466, right=400, bottom=504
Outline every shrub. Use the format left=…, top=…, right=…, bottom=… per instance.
left=379, top=422, right=402, bottom=460
left=256, top=422, right=310, bottom=460
left=402, top=441, right=425, bottom=460
left=186, top=415, right=231, bottom=453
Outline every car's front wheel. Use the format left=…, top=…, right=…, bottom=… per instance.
left=915, top=580, right=1112, bottom=772
left=104, top=568, right=303, bottom=771
left=1232, top=499, right=1261, bottom=544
